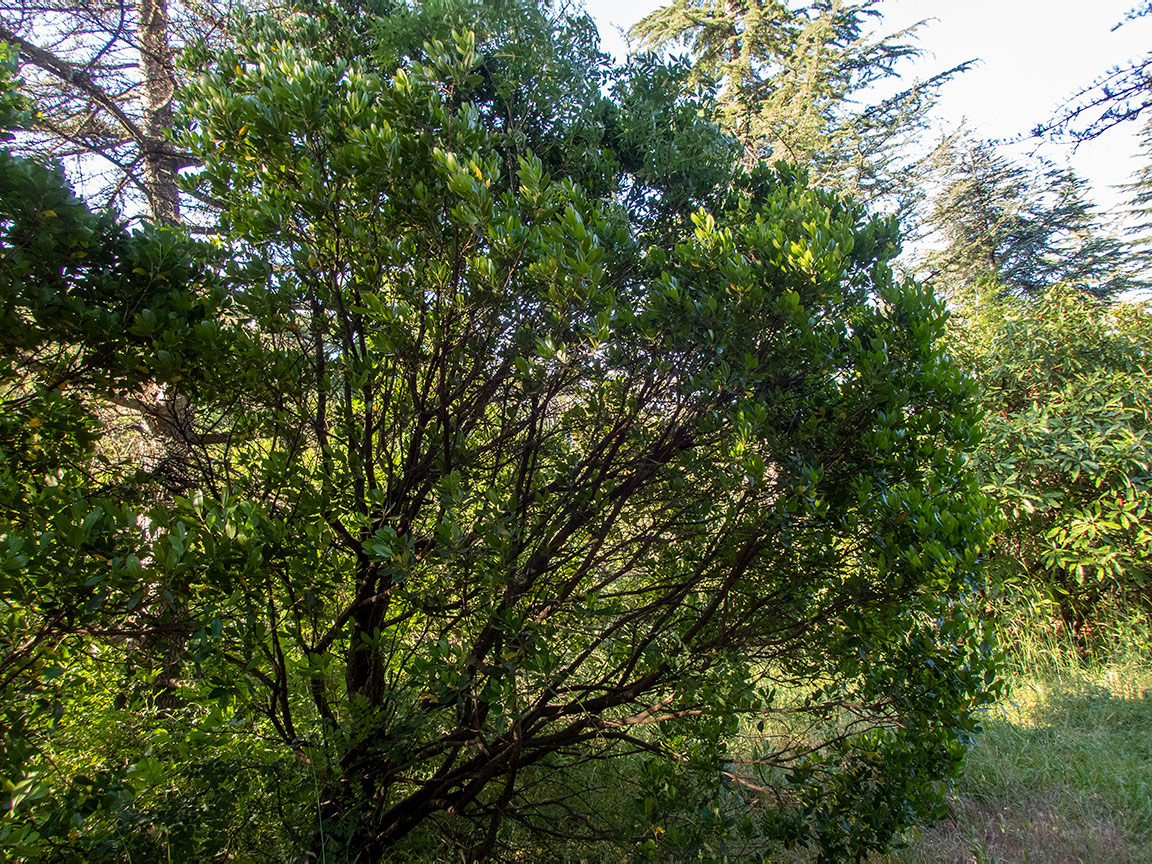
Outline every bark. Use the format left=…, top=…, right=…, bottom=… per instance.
left=136, top=0, right=180, bottom=224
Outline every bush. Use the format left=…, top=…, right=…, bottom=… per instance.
left=2, top=3, right=996, bottom=860
left=955, top=284, right=1152, bottom=627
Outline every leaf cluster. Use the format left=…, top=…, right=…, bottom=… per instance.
left=955, top=285, right=1152, bottom=624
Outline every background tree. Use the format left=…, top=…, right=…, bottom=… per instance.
left=0, top=0, right=299, bottom=495
left=1034, top=1, right=1152, bottom=142
left=0, top=0, right=266, bottom=727
left=0, top=0, right=186, bottom=221
left=630, top=0, right=970, bottom=221
left=921, top=133, right=1144, bottom=298
left=1121, top=115, right=1152, bottom=272
left=0, top=0, right=291, bottom=222
left=0, top=40, right=286, bottom=855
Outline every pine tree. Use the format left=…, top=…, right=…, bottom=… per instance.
left=924, top=133, right=1144, bottom=298
left=1121, top=116, right=1152, bottom=272
left=0, top=0, right=287, bottom=221
left=1037, top=2, right=1152, bottom=142
left=0, top=0, right=186, bottom=221
left=630, top=0, right=969, bottom=220
left=0, top=0, right=302, bottom=489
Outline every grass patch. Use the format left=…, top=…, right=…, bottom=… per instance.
left=881, top=608, right=1152, bottom=863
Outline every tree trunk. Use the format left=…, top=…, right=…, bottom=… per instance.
left=137, top=0, right=180, bottom=224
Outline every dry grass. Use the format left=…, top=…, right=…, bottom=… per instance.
left=890, top=792, right=1138, bottom=864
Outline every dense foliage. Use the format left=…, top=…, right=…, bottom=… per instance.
left=0, top=2, right=1000, bottom=861
left=0, top=42, right=244, bottom=856
left=954, top=285, right=1152, bottom=627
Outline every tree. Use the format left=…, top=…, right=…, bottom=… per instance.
left=0, top=0, right=309, bottom=500
left=0, top=0, right=291, bottom=223
left=0, top=0, right=276, bottom=745
left=951, top=285, right=1152, bottom=629
left=0, top=41, right=274, bottom=856
left=630, top=0, right=970, bottom=221
left=0, top=0, right=186, bottom=221
left=4, top=1, right=995, bottom=860
left=1035, top=2, right=1152, bottom=142
left=922, top=133, right=1144, bottom=299
left=1121, top=115, right=1152, bottom=272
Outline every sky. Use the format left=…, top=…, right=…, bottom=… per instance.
left=581, top=0, right=1151, bottom=217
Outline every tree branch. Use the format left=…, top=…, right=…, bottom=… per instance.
left=0, top=21, right=151, bottom=147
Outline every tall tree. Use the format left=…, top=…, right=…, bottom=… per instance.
left=0, top=0, right=284, bottom=222
left=1121, top=115, right=1152, bottom=271
left=0, top=0, right=294, bottom=490
left=630, top=0, right=970, bottom=220
left=0, top=0, right=183, bottom=220
left=922, top=133, right=1144, bottom=299
left=0, top=39, right=253, bottom=857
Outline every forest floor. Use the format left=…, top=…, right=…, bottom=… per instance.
left=883, top=629, right=1152, bottom=864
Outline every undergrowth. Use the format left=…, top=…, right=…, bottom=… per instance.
left=882, top=592, right=1152, bottom=864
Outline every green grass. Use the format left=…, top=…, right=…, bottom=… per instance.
left=880, top=604, right=1152, bottom=864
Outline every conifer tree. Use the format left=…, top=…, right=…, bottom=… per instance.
left=0, top=0, right=187, bottom=221
left=1121, top=116, right=1152, bottom=272
left=0, top=0, right=299, bottom=491
left=923, top=134, right=1144, bottom=299
left=1037, top=1, right=1152, bottom=142
left=0, top=0, right=286, bottom=221
left=630, top=0, right=969, bottom=220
